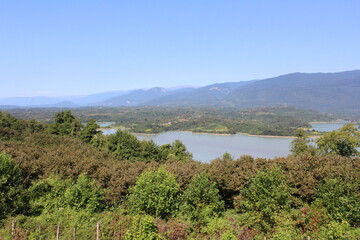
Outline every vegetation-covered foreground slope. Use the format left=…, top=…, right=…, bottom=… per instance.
left=0, top=111, right=359, bottom=239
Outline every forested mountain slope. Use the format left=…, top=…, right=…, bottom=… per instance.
left=222, top=70, right=360, bottom=113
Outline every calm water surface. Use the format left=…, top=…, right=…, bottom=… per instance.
left=136, top=132, right=292, bottom=162
left=97, top=122, right=115, bottom=127
left=101, top=122, right=347, bottom=162
left=310, top=122, right=348, bottom=132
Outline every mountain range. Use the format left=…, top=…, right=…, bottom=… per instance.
left=1, top=70, right=359, bottom=114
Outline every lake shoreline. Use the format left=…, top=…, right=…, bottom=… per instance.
left=237, top=132, right=296, bottom=138
left=136, top=130, right=295, bottom=138
left=101, top=127, right=329, bottom=138
left=309, top=120, right=346, bottom=124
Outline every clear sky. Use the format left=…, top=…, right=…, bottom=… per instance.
left=1, top=1, right=360, bottom=98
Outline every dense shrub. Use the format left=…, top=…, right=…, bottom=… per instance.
left=179, top=172, right=224, bottom=223
left=0, top=153, right=27, bottom=219
left=234, top=167, right=292, bottom=232
left=315, top=178, right=360, bottom=226
left=0, top=112, right=359, bottom=238
left=127, top=167, right=180, bottom=219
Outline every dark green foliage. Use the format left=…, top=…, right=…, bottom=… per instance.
left=29, top=174, right=105, bottom=214
left=63, top=174, right=106, bottom=213
left=179, top=172, right=224, bottom=222
left=108, top=129, right=142, bottom=161
left=234, top=167, right=292, bottom=232
left=29, top=175, right=72, bottom=214
left=0, top=111, right=45, bottom=140
left=168, top=140, right=193, bottom=161
left=315, top=178, right=360, bottom=226
left=127, top=167, right=180, bottom=219
left=107, top=130, right=191, bottom=162
left=0, top=153, right=27, bottom=219
left=139, top=140, right=163, bottom=162
left=0, top=111, right=21, bottom=129
left=48, top=110, right=83, bottom=137
left=80, top=119, right=100, bottom=143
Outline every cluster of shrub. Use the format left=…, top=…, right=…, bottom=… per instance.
left=0, top=111, right=359, bottom=239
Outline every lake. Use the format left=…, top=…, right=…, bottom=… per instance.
left=98, top=122, right=116, bottom=127
left=101, top=122, right=348, bottom=162
left=310, top=121, right=348, bottom=132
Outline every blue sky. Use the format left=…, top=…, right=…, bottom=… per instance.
left=1, top=1, right=360, bottom=98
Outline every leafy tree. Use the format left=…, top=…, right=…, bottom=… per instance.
left=48, top=110, right=83, bottom=137
left=290, top=129, right=316, bottom=156
left=63, top=174, right=105, bottom=212
left=139, top=140, right=162, bottom=162
left=80, top=119, right=100, bottom=143
left=234, top=167, right=292, bottom=232
left=90, top=133, right=109, bottom=151
left=0, top=153, right=27, bottom=219
left=127, top=167, right=180, bottom=219
left=180, top=172, right=224, bottom=222
left=108, top=130, right=142, bottom=161
left=315, top=178, right=360, bottom=226
left=222, top=152, right=234, bottom=161
left=168, top=140, right=193, bottom=161
left=316, top=123, right=360, bottom=157
left=0, top=112, right=44, bottom=136
left=29, top=175, right=72, bottom=214
left=0, top=112, right=21, bottom=129
left=29, top=174, right=105, bottom=214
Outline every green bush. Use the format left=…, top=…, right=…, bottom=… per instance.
left=315, top=178, right=360, bottom=226
left=29, top=174, right=105, bottom=214
left=0, top=153, right=27, bottom=219
left=317, top=220, right=360, bottom=240
left=127, top=167, right=180, bottom=219
left=179, top=172, right=224, bottom=222
left=234, top=167, right=292, bottom=232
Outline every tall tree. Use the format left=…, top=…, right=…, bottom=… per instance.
left=80, top=119, right=100, bottom=143
left=290, top=129, right=316, bottom=156
left=48, top=110, right=83, bottom=137
left=108, top=130, right=142, bottom=161
left=316, top=123, right=360, bottom=157
left=180, top=172, right=224, bottom=222
left=234, top=167, right=292, bottom=232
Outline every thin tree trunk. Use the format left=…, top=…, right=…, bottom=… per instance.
left=96, top=221, right=101, bottom=240
left=56, top=223, right=60, bottom=240
left=11, top=219, right=15, bottom=239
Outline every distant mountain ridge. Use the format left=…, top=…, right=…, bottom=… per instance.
left=221, top=71, right=360, bottom=112
left=1, top=70, right=359, bottom=114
